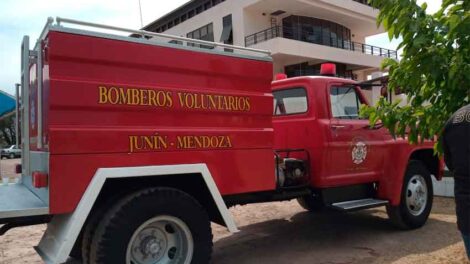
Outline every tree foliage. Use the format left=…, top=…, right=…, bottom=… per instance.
left=0, top=115, right=16, bottom=147
left=362, top=0, right=469, bottom=152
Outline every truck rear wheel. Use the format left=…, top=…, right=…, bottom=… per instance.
left=88, top=187, right=212, bottom=264
left=387, top=160, right=433, bottom=229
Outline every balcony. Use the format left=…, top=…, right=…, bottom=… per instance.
left=245, top=26, right=398, bottom=60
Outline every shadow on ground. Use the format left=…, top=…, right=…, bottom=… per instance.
left=212, top=209, right=461, bottom=264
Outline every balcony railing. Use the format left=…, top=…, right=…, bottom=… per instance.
left=245, top=26, right=398, bottom=59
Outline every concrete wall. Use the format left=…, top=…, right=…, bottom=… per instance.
left=433, top=177, right=455, bottom=197
left=148, top=0, right=388, bottom=82
left=160, top=0, right=247, bottom=46
left=252, top=38, right=384, bottom=68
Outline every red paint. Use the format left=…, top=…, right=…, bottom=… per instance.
left=272, top=77, right=437, bottom=206
left=15, top=164, right=22, bottom=174
left=32, top=171, right=48, bottom=188
left=42, top=31, right=274, bottom=213
left=28, top=29, right=439, bottom=214
left=275, top=73, right=288, bottom=81
left=320, top=63, right=336, bottom=76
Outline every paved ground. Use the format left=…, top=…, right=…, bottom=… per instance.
left=0, top=158, right=468, bottom=264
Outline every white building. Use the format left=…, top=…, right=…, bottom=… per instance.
left=143, top=0, right=396, bottom=82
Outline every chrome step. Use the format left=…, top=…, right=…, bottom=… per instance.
left=331, top=198, right=388, bottom=211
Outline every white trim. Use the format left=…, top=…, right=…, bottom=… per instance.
left=36, top=163, right=238, bottom=264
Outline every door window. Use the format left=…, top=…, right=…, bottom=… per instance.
left=330, top=86, right=364, bottom=119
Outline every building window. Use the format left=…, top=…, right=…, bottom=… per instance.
left=150, top=0, right=228, bottom=33
left=273, top=88, right=308, bottom=116
left=187, top=23, right=214, bottom=49
left=282, top=16, right=351, bottom=48
left=221, top=14, right=233, bottom=46
left=284, top=62, right=353, bottom=79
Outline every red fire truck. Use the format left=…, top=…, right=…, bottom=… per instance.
left=0, top=18, right=443, bottom=264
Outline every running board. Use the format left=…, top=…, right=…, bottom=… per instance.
left=331, top=198, right=388, bottom=211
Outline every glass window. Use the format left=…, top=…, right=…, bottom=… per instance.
left=187, top=23, right=214, bottom=49
left=337, top=26, right=344, bottom=48
left=322, top=21, right=331, bottom=46
left=273, top=88, right=308, bottom=115
left=200, top=26, right=207, bottom=36
left=312, top=19, right=322, bottom=44
left=330, top=23, right=337, bottom=47
left=329, top=86, right=364, bottom=119
left=282, top=15, right=351, bottom=46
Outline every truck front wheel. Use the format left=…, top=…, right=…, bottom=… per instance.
left=88, top=187, right=213, bottom=264
left=387, top=160, right=433, bottom=229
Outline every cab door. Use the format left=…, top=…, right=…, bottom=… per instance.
left=326, top=84, right=385, bottom=186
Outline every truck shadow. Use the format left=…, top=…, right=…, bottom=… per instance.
left=212, top=209, right=461, bottom=264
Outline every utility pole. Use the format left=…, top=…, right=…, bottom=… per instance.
left=138, top=0, right=144, bottom=28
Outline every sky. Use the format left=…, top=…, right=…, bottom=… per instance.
left=0, top=0, right=441, bottom=95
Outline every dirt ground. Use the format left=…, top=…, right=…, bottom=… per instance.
left=0, top=158, right=468, bottom=264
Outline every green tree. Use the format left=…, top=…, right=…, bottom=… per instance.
left=362, top=0, right=469, bottom=152
left=0, top=115, right=16, bottom=147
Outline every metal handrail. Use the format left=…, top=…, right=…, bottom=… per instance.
left=245, top=25, right=398, bottom=59
left=55, top=17, right=271, bottom=56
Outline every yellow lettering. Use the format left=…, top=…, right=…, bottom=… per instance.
left=108, top=87, right=119, bottom=104
left=228, top=96, right=236, bottom=111
left=140, top=89, right=148, bottom=105
left=131, top=89, right=140, bottom=105
left=99, top=86, right=108, bottom=104
left=208, top=95, right=217, bottom=110
left=143, top=136, right=153, bottom=149
left=165, top=91, right=173, bottom=107
left=226, top=136, right=233, bottom=148
left=118, top=88, right=131, bottom=105
left=148, top=90, right=157, bottom=106
left=177, top=136, right=186, bottom=149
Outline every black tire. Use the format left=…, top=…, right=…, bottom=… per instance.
left=387, top=160, right=433, bottom=229
left=8, top=153, right=14, bottom=159
left=81, top=193, right=122, bottom=264
left=89, top=187, right=213, bottom=264
left=297, top=194, right=325, bottom=212
left=69, top=236, right=82, bottom=261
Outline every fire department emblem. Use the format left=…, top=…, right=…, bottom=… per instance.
left=352, top=140, right=368, bottom=164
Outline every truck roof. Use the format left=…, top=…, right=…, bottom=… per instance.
left=272, top=76, right=358, bottom=90
left=36, top=17, right=272, bottom=63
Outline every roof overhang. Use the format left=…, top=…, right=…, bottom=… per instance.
left=0, top=90, right=15, bottom=120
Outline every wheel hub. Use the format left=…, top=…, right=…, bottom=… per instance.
left=127, top=216, right=194, bottom=264
left=406, top=175, right=428, bottom=216
left=133, top=228, right=167, bottom=262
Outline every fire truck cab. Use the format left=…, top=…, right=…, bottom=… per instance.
left=0, top=18, right=442, bottom=264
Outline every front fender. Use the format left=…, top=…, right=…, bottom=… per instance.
left=378, top=139, right=437, bottom=206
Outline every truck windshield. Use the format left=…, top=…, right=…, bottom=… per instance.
left=330, top=86, right=364, bottom=119
left=273, top=88, right=308, bottom=116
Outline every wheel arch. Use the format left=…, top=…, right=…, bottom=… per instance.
left=94, top=173, right=226, bottom=226
left=383, top=146, right=439, bottom=207
left=35, top=164, right=237, bottom=264
left=409, top=149, right=440, bottom=179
